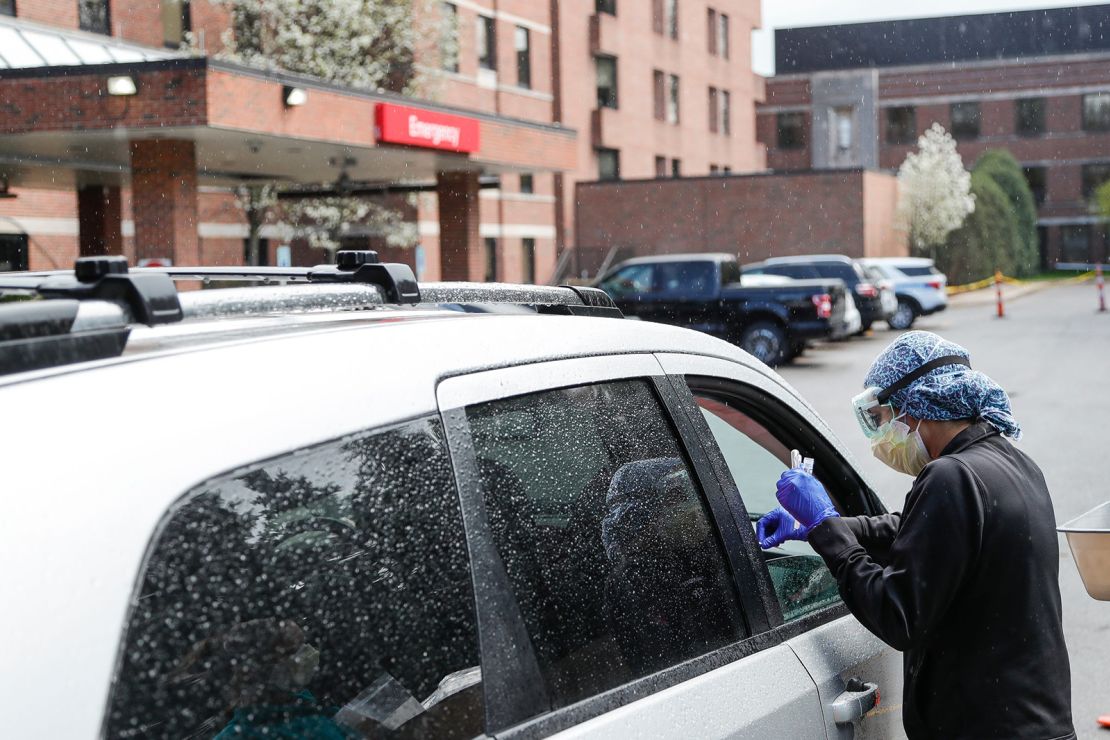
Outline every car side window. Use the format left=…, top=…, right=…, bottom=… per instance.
left=694, top=394, right=842, bottom=623
left=464, top=380, right=746, bottom=714
left=106, top=418, right=482, bottom=740
left=814, top=263, right=857, bottom=283
left=653, top=261, right=716, bottom=296
left=598, top=264, right=653, bottom=297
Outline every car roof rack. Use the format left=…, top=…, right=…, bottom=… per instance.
left=0, top=251, right=621, bottom=377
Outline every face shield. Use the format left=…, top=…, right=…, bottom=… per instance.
left=851, top=387, right=890, bottom=439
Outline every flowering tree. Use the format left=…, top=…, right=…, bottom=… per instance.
left=897, top=123, right=976, bottom=259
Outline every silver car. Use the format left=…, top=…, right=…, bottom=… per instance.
left=0, top=256, right=904, bottom=739
left=859, top=258, right=949, bottom=330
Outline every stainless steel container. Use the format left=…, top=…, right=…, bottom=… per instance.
left=1058, top=501, right=1110, bottom=601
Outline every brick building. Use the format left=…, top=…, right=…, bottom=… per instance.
left=758, top=4, right=1110, bottom=269
left=0, top=0, right=766, bottom=283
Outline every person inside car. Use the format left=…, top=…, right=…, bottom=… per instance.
left=757, top=331, right=1074, bottom=740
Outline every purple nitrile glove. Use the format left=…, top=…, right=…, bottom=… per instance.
left=756, top=506, right=809, bottom=550
left=776, top=468, right=839, bottom=530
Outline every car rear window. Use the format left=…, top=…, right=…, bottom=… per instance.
left=812, top=262, right=858, bottom=282
left=897, top=265, right=938, bottom=277
left=106, top=418, right=481, bottom=740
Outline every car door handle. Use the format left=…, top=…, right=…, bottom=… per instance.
left=830, top=678, right=880, bottom=723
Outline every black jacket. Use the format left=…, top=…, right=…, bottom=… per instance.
left=809, top=422, right=1074, bottom=740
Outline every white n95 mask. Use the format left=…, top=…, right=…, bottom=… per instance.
left=871, top=414, right=931, bottom=476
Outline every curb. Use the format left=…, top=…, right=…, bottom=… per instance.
left=947, top=280, right=1062, bottom=308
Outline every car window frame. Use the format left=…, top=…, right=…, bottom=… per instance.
left=436, top=354, right=779, bottom=739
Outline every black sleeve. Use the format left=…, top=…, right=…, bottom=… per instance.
left=841, top=513, right=902, bottom=561
left=807, top=460, right=982, bottom=651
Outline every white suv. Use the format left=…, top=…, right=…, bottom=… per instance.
left=0, top=254, right=903, bottom=740
left=858, top=258, right=948, bottom=330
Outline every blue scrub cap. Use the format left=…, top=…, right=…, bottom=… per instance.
left=864, top=331, right=1021, bottom=440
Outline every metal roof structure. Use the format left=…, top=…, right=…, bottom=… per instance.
left=0, top=14, right=183, bottom=69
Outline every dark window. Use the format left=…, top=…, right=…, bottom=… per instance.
left=598, top=147, right=620, bottom=181
left=515, top=26, right=531, bottom=89
left=667, top=73, right=680, bottom=124
left=695, top=395, right=841, bottom=622
left=1015, top=97, right=1046, bottom=137
left=950, top=101, right=981, bottom=140
left=707, top=8, right=717, bottom=54
left=161, top=0, right=191, bottom=48
left=653, top=70, right=665, bottom=120
left=521, top=238, right=536, bottom=283
left=720, top=260, right=741, bottom=284
left=718, top=13, right=729, bottom=59
left=596, top=55, right=618, bottom=109
left=0, top=234, right=28, bottom=271
left=1083, top=93, right=1110, bottom=131
left=776, top=112, right=806, bottom=150
left=79, top=0, right=111, bottom=34
left=441, top=3, right=460, bottom=72
left=896, top=265, right=940, bottom=277
left=655, top=155, right=667, bottom=177
left=654, top=261, right=716, bottom=296
left=0, top=0, right=15, bottom=16
left=721, top=90, right=731, bottom=135
left=1062, top=225, right=1091, bottom=263
left=812, top=262, right=859, bottom=284
left=1023, top=166, right=1047, bottom=205
left=665, top=0, right=678, bottom=39
left=1082, top=162, right=1110, bottom=199
left=596, top=0, right=616, bottom=14
left=599, top=264, right=653, bottom=297
left=106, top=418, right=481, bottom=740
left=710, top=164, right=720, bottom=174
left=652, top=0, right=664, bottom=34
left=763, top=263, right=819, bottom=280
left=885, top=106, right=916, bottom=145
left=671, top=158, right=681, bottom=177
left=477, top=14, right=496, bottom=71
left=484, top=237, right=498, bottom=282
left=519, top=173, right=534, bottom=194
left=242, top=238, right=269, bottom=267
left=465, top=380, right=746, bottom=710
left=708, top=87, right=719, bottom=133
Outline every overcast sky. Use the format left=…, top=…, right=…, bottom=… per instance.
left=752, top=0, right=1110, bottom=75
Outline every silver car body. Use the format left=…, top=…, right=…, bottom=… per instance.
left=0, top=309, right=904, bottom=739
left=859, top=258, right=948, bottom=315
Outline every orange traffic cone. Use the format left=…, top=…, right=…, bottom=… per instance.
left=1098, top=713, right=1110, bottom=729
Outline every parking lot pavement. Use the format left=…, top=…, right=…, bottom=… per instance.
left=778, top=280, right=1110, bottom=738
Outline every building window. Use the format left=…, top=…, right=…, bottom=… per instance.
left=441, top=2, right=459, bottom=73
left=519, top=173, right=534, bottom=194
left=521, top=238, right=536, bottom=283
left=596, top=0, right=616, bottom=15
left=79, top=0, right=111, bottom=35
left=653, top=70, right=665, bottom=120
left=721, top=90, right=731, bottom=135
left=776, top=111, right=806, bottom=150
left=671, top=158, right=682, bottom=177
left=515, top=26, right=531, bottom=89
left=1083, top=93, right=1110, bottom=131
left=598, top=148, right=620, bottom=181
left=477, top=15, right=496, bottom=71
left=708, top=87, right=719, bottom=133
left=667, top=73, right=680, bottom=124
left=718, top=14, right=729, bottom=58
left=666, top=0, right=678, bottom=39
left=0, top=0, right=15, bottom=17
left=1023, top=166, right=1047, bottom=205
left=723, top=165, right=731, bottom=174
left=655, top=155, right=667, bottom=177
left=596, top=56, right=618, bottom=109
left=885, top=106, right=916, bottom=145
left=483, top=237, right=498, bottom=282
left=950, top=101, right=981, bottom=140
left=707, top=9, right=717, bottom=54
left=1061, top=225, right=1091, bottom=263
left=1016, top=97, right=1046, bottom=137
left=161, top=0, right=191, bottom=48
left=242, top=238, right=269, bottom=267
left=834, top=106, right=855, bottom=151
left=0, top=234, right=28, bottom=271
left=710, top=164, right=720, bottom=174
left=1081, top=162, right=1110, bottom=199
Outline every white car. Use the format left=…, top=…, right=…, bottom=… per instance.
left=0, top=254, right=904, bottom=740
left=859, top=258, right=948, bottom=330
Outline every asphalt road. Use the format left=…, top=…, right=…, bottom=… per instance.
left=777, top=281, right=1110, bottom=738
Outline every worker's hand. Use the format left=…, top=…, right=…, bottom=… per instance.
left=756, top=507, right=808, bottom=549
left=776, top=469, right=840, bottom=530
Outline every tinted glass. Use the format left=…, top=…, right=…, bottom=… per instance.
left=1081, top=162, right=1110, bottom=198
left=897, top=265, right=938, bottom=277
left=813, top=262, right=857, bottom=283
left=763, top=264, right=817, bottom=279
left=1083, top=93, right=1110, bottom=131
left=598, top=264, right=652, bottom=296
left=0, top=0, right=12, bottom=16
left=107, top=418, right=481, bottom=740
left=653, top=261, right=716, bottom=296
left=950, top=101, right=980, bottom=139
left=694, top=395, right=841, bottom=623
left=885, top=106, right=916, bottom=144
left=776, top=112, right=806, bottom=149
left=78, top=0, right=110, bottom=34
left=1015, top=97, right=1046, bottom=136
left=466, top=381, right=746, bottom=710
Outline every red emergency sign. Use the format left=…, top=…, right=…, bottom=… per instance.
left=375, top=103, right=480, bottom=153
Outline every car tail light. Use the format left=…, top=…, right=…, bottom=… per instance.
left=812, top=293, right=832, bottom=319
left=855, top=282, right=879, bottom=298
left=927, top=280, right=944, bottom=290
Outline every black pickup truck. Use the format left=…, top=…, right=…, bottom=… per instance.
left=595, top=253, right=848, bottom=365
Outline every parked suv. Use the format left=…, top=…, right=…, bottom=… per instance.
left=745, top=255, right=885, bottom=333
left=858, top=257, right=948, bottom=330
left=0, top=254, right=903, bottom=739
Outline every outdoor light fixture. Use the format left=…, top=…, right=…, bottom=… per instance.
left=283, top=85, right=308, bottom=107
left=106, top=76, right=138, bottom=96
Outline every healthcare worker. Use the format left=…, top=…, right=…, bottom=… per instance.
left=758, top=331, right=1074, bottom=740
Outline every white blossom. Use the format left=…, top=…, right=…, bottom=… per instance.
left=897, top=123, right=976, bottom=255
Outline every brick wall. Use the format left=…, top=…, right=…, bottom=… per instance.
left=575, top=170, right=907, bottom=269
left=130, top=139, right=199, bottom=264
left=17, top=0, right=78, bottom=29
